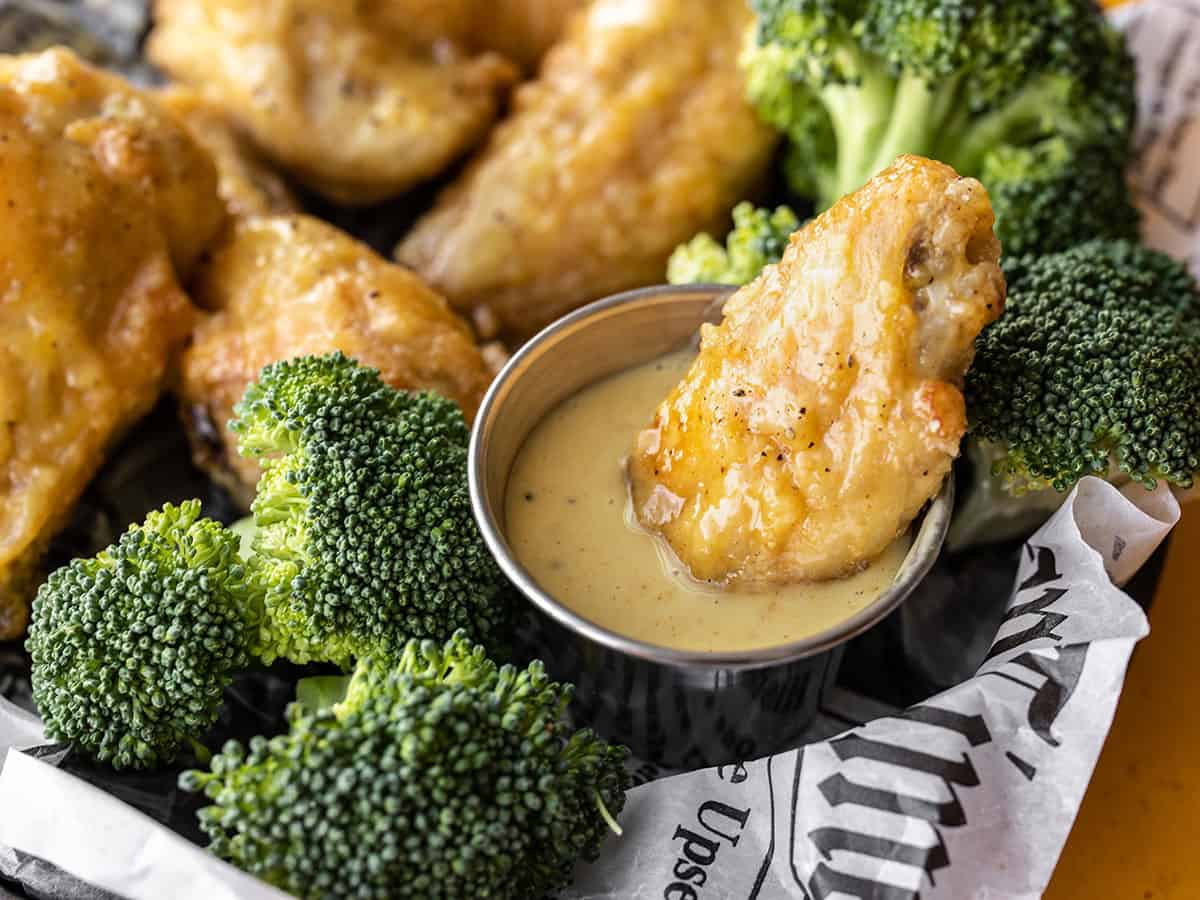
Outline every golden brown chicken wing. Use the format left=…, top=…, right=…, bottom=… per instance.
left=396, top=0, right=778, bottom=344
left=159, top=88, right=298, bottom=218
left=368, top=0, right=589, bottom=72
left=147, top=0, right=519, bottom=205
left=179, top=214, right=494, bottom=506
left=0, top=48, right=223, bottom=638
left=628, top=156, right=1005, bottom=586
left=474, top=0, right=591, bottom=71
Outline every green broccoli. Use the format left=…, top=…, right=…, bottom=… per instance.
left=951, top=240, right=1200, bottom=548
left=25, top=501, right=258, bottom=770
left=741, top=0, right=1139, bottom=256
left=667, top=202, right=801, bottom=285
left=232, top=352, right=510, bottom=667
left=180, top=632, right=630, bottom=900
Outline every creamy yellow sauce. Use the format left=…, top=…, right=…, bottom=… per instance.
left=505, top=350, right=911, bottom=653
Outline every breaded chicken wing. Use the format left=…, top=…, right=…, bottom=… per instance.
left=475, top=0, right=591, bottom=71
left=629, top=156, right=1005, bottom=586
left=0, top=49, right=223, bottom=638
left=147, top=0, right=519, bottom=205
left=159, top=88, right=298, bottom=218
left=397, top=0, right=778, bottom=343
left=370, top=0, right=588, bottom=71
left=179, top=215, right=493, bottom=506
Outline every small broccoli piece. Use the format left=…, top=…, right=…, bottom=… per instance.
left=667, top=202, right=801, bottom=285
left=741, top=0, right=1138, bottom=252
left=232, top=352, right=509, bottom=667
left=181, top=632, right=630, bottom=900
left=982, top=142, right=1141, bottom=257
left=952, top=240, right=1200, bottom=547
left=26, top=501, right=256, bottom=770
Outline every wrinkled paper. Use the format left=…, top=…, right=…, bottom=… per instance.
left=0, top=1, right=1197, bottom=898
left=563, top=478, right=1177, bottom=899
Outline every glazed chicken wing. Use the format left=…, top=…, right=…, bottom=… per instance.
left=397, top=0, right=778, bottom=343
left=0, top=49, right=223, bottom=638
left=628, top=156, right=1005, bottom=586
left=159, top=88, right=298, bottom=218
left=179, top=215, right=493, bottom=506
left=147, top=0, right=519, bottom=205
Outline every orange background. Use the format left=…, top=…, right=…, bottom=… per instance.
left=1047, top=517, right=1200, bottom=897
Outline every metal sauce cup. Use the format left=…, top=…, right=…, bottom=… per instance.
left=469, top=284, right=953, bottom=768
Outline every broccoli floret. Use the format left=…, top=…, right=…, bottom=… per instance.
left=25, top=502, right=257, bottom=770
left=667, top=201, right=801, bottom=285
left=232, top=352, right=509, bottom=667
left=741, top=0, right=1138, bottom=254
left=982, top=142, right=1140, bottom=257
left=952, top=240, right=1200, bottom=547
left=181, top=632, right=630, bottom=900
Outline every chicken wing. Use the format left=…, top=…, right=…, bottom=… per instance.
left=628, top=156, right=1005, bottom=586
left=0, top=49, right=223, bottom=638
left=159, top=88, right=298, bottom=218
left=147, top=0, right=519, bottom=205
left=396, top=0, right=778, bottom=343
left=179, top=214, right=493, bottom=506
left=367, top=0, right=589, bottom=72
left=474, top=0, right=591, bottom=71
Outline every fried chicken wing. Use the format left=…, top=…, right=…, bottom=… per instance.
left=368, top=0, right=589, bottom=72
left=179, top=215, right=493, bottom=506
left=0, top=49, right=224, bottom=274
left=396, top=0, right=778, bottom=343
left=159, top=88, right=298, bottom=218
left=475, top=0, right=591, bottom=71
left=147, top=0, right=519, bottom=205
left=628, top=156, right=1005, bottom=586
left=0, top=49, right=223, bottom=638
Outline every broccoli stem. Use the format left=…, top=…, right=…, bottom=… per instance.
left=820, top=52, right=897, bottom=204
left=936, top=75, right=1072, bottom=175
left=861, top=72, right=943, bottom=185
left=188, top=737, right=212, bottom=767
left=594, top=789, right=624, bottom=837
left=296, top=675, right=351, bottom=713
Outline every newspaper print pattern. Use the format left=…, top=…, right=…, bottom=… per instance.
left=564, top=477, right=1177, bottom=900
left=1124, top=0, right=1200, bottom=275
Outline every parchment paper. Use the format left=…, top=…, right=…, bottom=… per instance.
left=0, top=1, right=1196, bottom=898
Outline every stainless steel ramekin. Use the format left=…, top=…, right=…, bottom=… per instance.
left=469, top=284, right=953, bottom=768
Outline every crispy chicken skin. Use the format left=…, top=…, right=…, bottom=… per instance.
left=397, top=0, right=778, bottom=344
left=0, top=49, right=223, bottom=638
left=147, top=0, right=519, bottom=205
left=179, top=215, right=493, bottom=506
left=159, top=88, right=299, bottom=218
left=474, top=0, right=591, bottom=71
left=374, top=0, right=589, bottom=71
left=629, top=156, right=1005, bottom=586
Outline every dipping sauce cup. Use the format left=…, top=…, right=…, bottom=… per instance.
left=469, top=284, right=952, bottom=768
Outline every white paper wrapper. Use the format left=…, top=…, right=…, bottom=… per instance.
left=562, top=478, right=1179, bottom=899
left=0, top=478, right=1179, bottom=900
left=1122, top=0, right=1200, bottom=277
left=0, top=3, right=1196, bottom=899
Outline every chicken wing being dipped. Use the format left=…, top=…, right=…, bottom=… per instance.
left=397, top=0, right=778, bottom=343
left=147, top=0, right=519, bottom=205
left=179, top=215, right=494, bottom=507
left=628, top=156, right=1005, bottom=586
left=0, top=48, right=224, bottom=638
left=159, top=88, right=298, bottom=218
